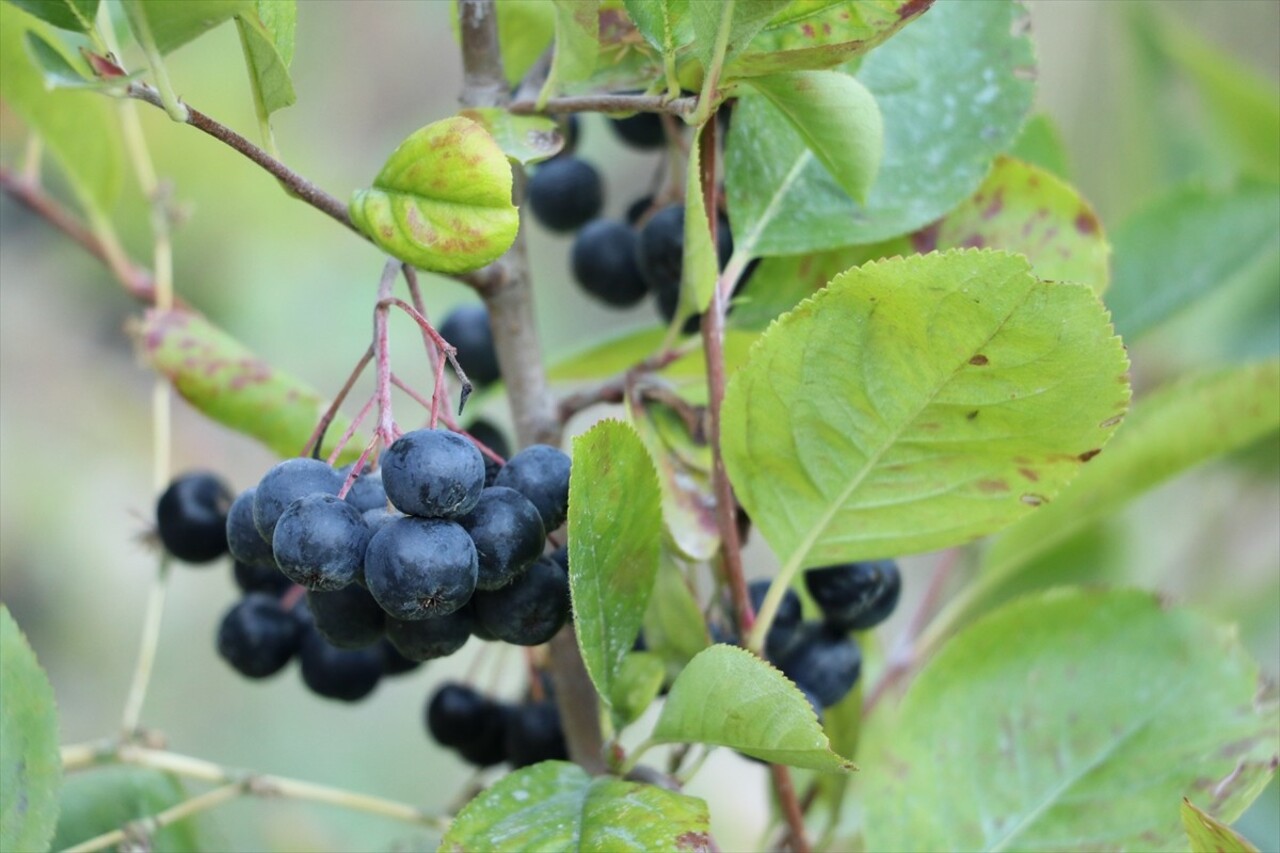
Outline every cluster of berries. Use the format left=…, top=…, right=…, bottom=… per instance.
left=746, top=560, right=902, bottom=716
left=153, top=421, right=574, bottom=702
left=524, top=110, right=735, bottom=326
left=426, top=681, right=568, bottom=770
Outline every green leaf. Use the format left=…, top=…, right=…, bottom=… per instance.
left=652, top=644, right=855, bottom=772
left=568, top=420, right=663, bottom=707
left=734, top=155, right=1109, bottom=329
left=628, top=395, right=717, bottom=561
left=350, top=116, right=519, bottom=275
left=609, top=652, right=666, bottom=729
left=121, top=0, right=252, bottom=54
left=724, top=0, right=934, bottom=78
left=136, top=308, right=361, bottom=463
left=860, top=589, right=1280, bottom=851
left=458, top=108, right=563, bottom=165
left=1183, top=798, right=1260, bottom=853
left=537, top=0, right=598, bottom=106
left=975, top=360, right=1280, bottom=608
left=1008, top=112, right=1070, bottom=179
left=1, top=3, right=123, bottom=216
left=688, top=0, right=782, bottom=77
left=234, top=0, right=296, bottom=118
left=723, top=251, right=1129, bottom=589
left=441, top=761, right=711, bottom=852
left=917, top=155, right=1110, bottom=295
left=726, top=0, right=1035, bottom=257
left=4, top=0, right=96, bottom=32
left=52, top=768, right=213, bottom=852
left=0, top=605, right=61, bottom=853
left=1153, top=10, right=1280, bottom=182
left=1108, top=181, right=1280, bottom=341
left=743, top=71, right=883, bottom=204
left=623, top=0, right=692, bottom=61
left=642, top=551, right=710, bottom=679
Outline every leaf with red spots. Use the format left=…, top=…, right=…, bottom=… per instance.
left=137, top=309, right=361, bottom=462
left=442, top=761, right=710, bottom=851
left=349, top=116, right=518, bottom=274
left=725, top=0, right=935, bottom=78
left=722, top=250, right=1130, bottom=618
left=858, top=589, right=1279, bottom=851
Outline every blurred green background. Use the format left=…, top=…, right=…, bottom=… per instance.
left=1, top=1, right=1277, bottom=850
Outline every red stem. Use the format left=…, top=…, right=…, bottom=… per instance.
left=326, top=393, right=377, bottom=469
left=373, top=261, right=401, bottom=447
left=770, top=764, right=812, bottom=853
left=302, top=345, right=374, bottom=458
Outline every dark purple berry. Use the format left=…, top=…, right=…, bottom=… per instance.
left=440, top=305, right=500, bottom=387
left=471, top=557, right=570, bottom=646
left=341, top=465, right=387, bottom=513
left=426, top=682, right=500, bottom=749
left=232, top=560, right=292, bottom=596
left=571, top=219, right=648, bottom=307
left=504, top=702, right=568, bottom=768
left=381, top=429, right=486, bottom=519
left=298, top=628, right=382, bottom=702
left=227, top=487, right=275, bottom=568
left=459, top=487, right=546, bottom=590
left=804, top=560, right=901, bottom=632
left=272, top=494, right=370, bottom=591
left=306, top=585, right=385, bottom=648
left=493, top=444, right=571, bottom=532
left=385, top=608, right=473, bottom=661
left=609, top=111, right=665, bottom=150
left=378, top=638, right=422, bottom=676
left=364, top=517, right=478, bottom=620
left=253, top=458, right=342, bottom=542
left=776, top=624, right=862, bottom=708
left=156, top=471, right=232, bottom=563
left=527, top=157, right=603, bottom=233
left=216, top=593, right=301, bottom=678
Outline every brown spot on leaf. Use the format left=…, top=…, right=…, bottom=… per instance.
left=979, top=479, right=1009, bottom=493
left=898, top=0, right=934, bottom=20
left=981, top=188, right=1004, bottom=219
left=969, top=354, right=989, bottom=366
left=1020, top=493, right=1047, bottom=506
left=1075, top=209, right=1099, bottom=234
left=1100, top=415, right=1123, bottom=428
left=1018, top=467, right=1039, bottom=482
left=1079, top=448, right=1101, bottom=462
left=966, top=410, right=979, bottom=420
left=801, top=23, right=815, bottom=37
left=959, top=234, right=986, bottom=249
left=676, top=831, right=712, bottom=852
left=918, top=422, right=942, bottom=431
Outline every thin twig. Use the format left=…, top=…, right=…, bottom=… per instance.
left=120, top=555, right=172, bottom=737
left=556, top=343, right=695, bottom=423
left=510, top=93, right=696, bottom=117
left=373, top=260, right=403, bottom=447
left=770, top=764, right=812, bottom=853
left=302, top=345, right=374, bottom=458
left=0, top=167, right=164, bottom=305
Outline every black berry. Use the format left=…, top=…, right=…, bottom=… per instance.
left=504, top=702, right=568, bottom=768
left=381, top=429, right=486, bottom=519
left=232, top=560, right=292, bottom=597
left=625, top=194, right=654, bottom=226
left=156, top=472, right=232, bottom=563
left=804, top=559, right=901, bottom=632
left=272, top=494, right=370, bottom=591
left=253, top=458, right=342, bottom=543
left=226, top=487, right=275, bottom=568
left=298, top=628, right=383, bottom=702
left=385, top=608, right=473, bottom=661
left=341, top=465, right=387, bottom=513
left=465, top=420, right=510, bottom=486
left=748, top=579, right=803, bottom=661
left=459, top=487, right=546, bottom=590
left=216, top=593, right=301, bottom=679
left=364, top=517, right=478, bottom=620
left=440, top=304, right=500, bottom=387
left=378, top=638, right=422, bottom=677
left=776, top=624, right=862, bottom=708
left=493, top=444, right=571, bottom=532
left=609, top=111, right=665, bottom=150
left=571, top=219, right=649, bottom=308
left=471, top=556, right=570, bottom=646
left=306, top=585, right=386, bottom=649
left=426, top=682, right=502, bottom=749
left=527, top=156, right=603, bottom=233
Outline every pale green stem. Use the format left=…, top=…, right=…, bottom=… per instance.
left=690, top=0, right=735, bottom=126
left=617, top=738, right=657, bottom=778
left=120, top=556, right=172, bottom=734
left=119, top=1, right=189, bottom=122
